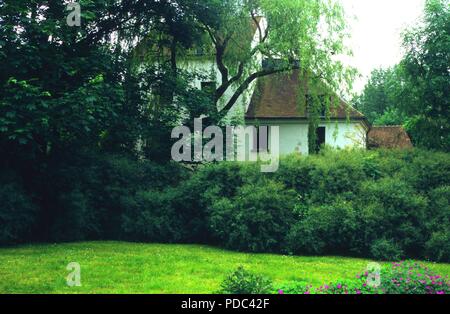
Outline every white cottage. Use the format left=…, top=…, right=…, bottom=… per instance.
left=245, top=70, right=369, bottom=155
left=178, top=17, right=369, bottom=156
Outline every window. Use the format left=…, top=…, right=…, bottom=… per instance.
left=315, top=127, right=326, bottom=153
left=252, top=126, right=270, bottom=152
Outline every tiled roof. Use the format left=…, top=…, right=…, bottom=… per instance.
left=245, top=70, right=365, bottom=120
left=368, top=126, right=413, bottom=149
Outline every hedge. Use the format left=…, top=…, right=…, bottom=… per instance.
left=1, top=148, right=449, bottom=262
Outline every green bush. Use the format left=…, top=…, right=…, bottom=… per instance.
left=120, top=189, right=185, bottom=242
left=424, top=186, right=450, bottom=262
left=92, top=156, right=187, bottom=238
left=400, top=151, right=450, bottom=192
left=272, top=154, right=315, bottom=198
left=219, top=266, right=273, bottom=294
left=308, top=151, right=367, bottom=204
left=274, top=150, right=371, bottom=204
left=425, top=232, right=450, bottom=262
left=209, top=180, right=298, bottom=252
left=358, top=178, right=428, bottom=258
left=370, top=239, right=404, bottom=261
left=50, top=189, right=103, bottom=242
left=2, top=148, right=449, bottom=262
left=0, top=181, right=37, bottom=245
left=286, top=199, right=357, bottom=255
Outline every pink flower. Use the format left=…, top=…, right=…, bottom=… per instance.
left=278, top=290, right=284, bottom=294
left=337, top=284, right=342, bottom=289
left=356, top=290, right=362, bottom=295
left=437, top=291, right=445, bottom=295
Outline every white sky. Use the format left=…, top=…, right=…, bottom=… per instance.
left=341, top=0, right=426, bottom=93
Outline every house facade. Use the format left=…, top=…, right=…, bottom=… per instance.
left=245, top=70, right=369, bottom=155
left=179, top=18, right=369, bottom=156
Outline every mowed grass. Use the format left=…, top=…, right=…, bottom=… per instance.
left=1, top=241, right=449, bottom=294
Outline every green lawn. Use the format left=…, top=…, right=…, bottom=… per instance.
left=0, top=241, right=449, bottom=294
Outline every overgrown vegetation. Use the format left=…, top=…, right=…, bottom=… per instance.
left=1, top=148, right=449, bottom=263
left=0, top=0, right=355, bottom=243
left=0, top=1, right=448, bottom=267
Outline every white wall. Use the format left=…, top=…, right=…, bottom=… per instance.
left=320, top=121, right=367, bottom=151
left=246, top=120, right=367, bottom=156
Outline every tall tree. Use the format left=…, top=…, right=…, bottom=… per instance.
left=355, top=0, right=449, bottom=151
left=401, top=0, right=449, bottom=151
left=192, top=0, right=356, bottom=123
left=353, top=66, right=406, bottom=125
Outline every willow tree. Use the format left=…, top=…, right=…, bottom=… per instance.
left=184, top=0, right=357, bottom=125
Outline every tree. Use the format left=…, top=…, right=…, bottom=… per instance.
left=401, top=0, right=449, bottom=151
left=353, top=66, right=406, bottom=125
left=197, top=0, right=356, bottom=123
left=354, top=0, right=449, bottom=151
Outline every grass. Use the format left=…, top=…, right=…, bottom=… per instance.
left=0, top=241, right=449, bottom=294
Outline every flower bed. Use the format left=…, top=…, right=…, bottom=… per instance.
left=278, top=261, right=450, bottom=295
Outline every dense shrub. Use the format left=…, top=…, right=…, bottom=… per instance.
left=357, top=178, right=428, bottom=258
left=209, top=180, right=298, bottom=252
left=39, top=154, right=188, bottom=243
left=271, top=154, right=315, bottom=198
left=273, top=150, right=372, bottom=203
left=1, top=148, right=449, bottom=263
left=0, top=181, right=37, bottom=245
left=121, top=189, right=185, bottom=242
left=400, top=151, right=450, bottom=192
left=370, top=239, right=404, bottom=261
left=308, top=151, right=367, bottom=204
left=424, top=186, right=450, bottom=262
left=50, top=189, right=103, bottom=242
left=219, top=266, right=273, bottom=294
left=286, top=199, right=358, bottom=255
left=91, top=156, right=188, bottom=238
left=425, top=231, right=450, bottom=263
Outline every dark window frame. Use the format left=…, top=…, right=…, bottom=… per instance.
left=252, top=126, right=270, bottom=153
left=315, top=126, right=326, bottom=153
